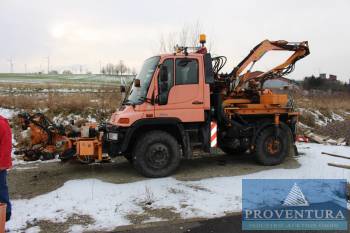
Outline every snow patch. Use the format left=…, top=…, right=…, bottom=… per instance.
left=0, top=108, right=17, bottom=119
left=331, top=112, right=344, bottom=121
left=298, top=108, right=346, bottom=127
left=7, top=143, right=350, bottom=232
left=297, top=122, right=311, bottom=129
left=24, top=226, right=40, bottom=233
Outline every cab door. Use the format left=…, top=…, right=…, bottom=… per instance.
left=155, top=56, right=205, bottom=122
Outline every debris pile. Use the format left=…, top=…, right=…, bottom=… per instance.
left=304, top=130, right=346, bottom=146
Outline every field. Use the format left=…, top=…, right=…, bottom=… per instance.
left=0, top=74, right=135, bottom=122
left=0, top=73, right=134, bottom=85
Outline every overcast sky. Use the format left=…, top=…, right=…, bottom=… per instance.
left=1, top=0, right=349, bottom=81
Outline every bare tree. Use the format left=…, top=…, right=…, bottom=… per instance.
left=62, top=70, right=72, bottom=75
left=101, top=61, right=132, bottom=76
left=105, top=63, right=114, bottom=75
left=113, top=64, right=120, bottom=75
left=117, top=60, right=127, bottom=76
left=131, top=67, right=137, bottom=76
left=101, top=67, right=106, bottom=74
left=159, top=22, right=207, bottom=53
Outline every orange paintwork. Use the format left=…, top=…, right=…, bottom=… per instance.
left=76, top=138, right=103, bottom=160
left=110, top=104, right=154, bottom=127
left=224, top=105, right=294, bottom=115
left=233, top=40, right=309, bottom=93
left=274, top=114, right=280, bottom=125
left=18, top=114, right=72, bottom=154
left=77, top=140, right=95, bottom=155
left=260, top=93, right=288, bottom=105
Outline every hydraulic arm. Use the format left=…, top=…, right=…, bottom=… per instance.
left=227, top=40, right=309, bottom=93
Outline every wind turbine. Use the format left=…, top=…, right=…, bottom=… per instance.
left=7, top=58, right=14, bottom=73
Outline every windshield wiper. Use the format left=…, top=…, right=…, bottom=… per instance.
left=122, top=99, right=133, bottom=105
left=138, top=96, right=153, bottom=104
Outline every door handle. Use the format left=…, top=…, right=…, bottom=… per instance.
left=192, top=100, right=203, bottom=105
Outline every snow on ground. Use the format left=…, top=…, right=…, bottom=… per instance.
left=7, top=143, right=350, bottom=233
left=0, top=107, right=17, bottom=120
left=298, top=108, right=345, bottom=127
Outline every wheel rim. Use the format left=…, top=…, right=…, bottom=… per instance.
left=146, top=143, right=170, bottom=169
left=264, top=137, right=282, bottom=156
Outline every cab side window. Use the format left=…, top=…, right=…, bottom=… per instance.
left=175, top=59, right=199, bottom=85
left=158, top=59, right=174, bottom=105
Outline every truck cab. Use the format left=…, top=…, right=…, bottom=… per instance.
left=110, top=52, right=211, bottom=127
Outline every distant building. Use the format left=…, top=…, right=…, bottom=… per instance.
left=263, top=77, right=299, bottom=90
left=319, top=73, right=327, bottom=79
left=329, top=74, right=337, bottom=81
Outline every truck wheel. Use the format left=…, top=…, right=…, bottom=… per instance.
left=255, top=126, right=290, bottom=165
left=132, top=131, right=181, bottom=178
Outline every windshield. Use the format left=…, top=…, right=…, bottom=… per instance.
left=124, top=56, right=160, bottom=105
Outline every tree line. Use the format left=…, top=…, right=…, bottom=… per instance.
left=302, top=75, right=350, bottom=92
left=101, top=60, right=136, bottom=76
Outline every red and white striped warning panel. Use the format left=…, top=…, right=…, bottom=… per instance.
left=211, top=121, right=217, bottom=147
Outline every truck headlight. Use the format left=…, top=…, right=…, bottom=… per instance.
left=108, top=133, right=118, bottom=141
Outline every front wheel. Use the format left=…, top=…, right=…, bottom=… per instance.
left=255, top=126, right=290, bottom=165
left=132, top=131, right=181, bottom=178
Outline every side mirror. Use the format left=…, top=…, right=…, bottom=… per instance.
left=120, top=85, right=126, bottom=99
left=120, top=85, right=126, bottom=93
left=134, top=79, right=141, bottom=88
left=160, top=66, right=168, bottom=82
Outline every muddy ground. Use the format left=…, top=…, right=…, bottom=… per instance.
left=8, top=151, right=301, bottom=232
left=9, top=152, right=300, bottom=200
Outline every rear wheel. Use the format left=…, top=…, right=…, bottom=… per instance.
left=255, top=126, right=290, bottom=165
left=132, top=131, right=181, bottom=178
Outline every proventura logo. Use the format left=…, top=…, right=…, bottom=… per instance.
left=282, top=183, right=309, bottom=207
left=244, top=209, right=345, bottom=220
left=242, top=179, right=348, bottom=231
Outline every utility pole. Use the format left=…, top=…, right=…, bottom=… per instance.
left=7, top=59, right=14, bottom=73
left=24, top=64, right=27, bottom=74
left=99, top=60, right=102, bottom=74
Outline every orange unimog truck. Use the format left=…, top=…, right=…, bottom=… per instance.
left=101, top=35, right=310, bottom=177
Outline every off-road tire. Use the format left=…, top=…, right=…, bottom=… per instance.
left=255, top=126, right=290, bottom=165
left=132, top=130, right=181, bottom=178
